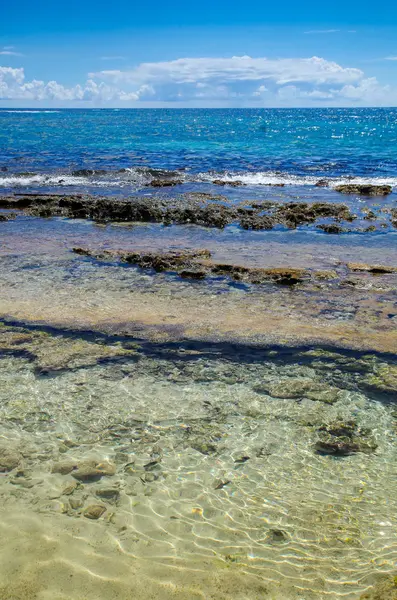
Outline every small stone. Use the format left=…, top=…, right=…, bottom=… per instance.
left=51, top=461, right=77, bottom=475
left=62, top=481, right=79, bottom=495
left=214, top=479, right=231, bottom=490
left=96, top=461, right=116, bottom=476
left=114, top=452, right=130, bottom=463
left=0, top=447, right=22, bottom=472
left=69, top=497, right=84, bottom=510
left=266, top=529, right=289, bottom=543
left=234, top=455, right=250, bottom=464
left=72, top=465, right=103, bottom=482
left=95, top=487, right=120, bottom=502
left=83, top=504, right=106, bottom=519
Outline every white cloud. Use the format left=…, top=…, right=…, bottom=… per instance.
left=1, top=55, right=396, bottom=107
left=304, top=29, right=341, bottom=34
left=0, top=66, right=154, bottom=102
left=91, top=56, right=363, bottom=86
left=336, top=77, right=392, bottom=103
left=304, top=29, right=356, bottom=34
left=385, top=56, right=397, bottom=61
left=253, top=85, right=268, bottom=96
left=0, top=48, right=23, bottom=56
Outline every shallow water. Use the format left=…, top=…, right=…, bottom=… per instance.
left=1, top=320, right=397, bottom=599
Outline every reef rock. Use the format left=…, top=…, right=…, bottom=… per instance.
left=359, top=575, right=397, bottom=599
left=150, top=178, right=183, bottom=187
left=0, top=213, right=16, bottom=221
left=335, top=184, right=392, bottom=196
left=364, top=364, right=397, bottom=393
left=346, top=263, right=397, bottom=274
left=212, top=179, right=244, bottom=187
left=0, top=446, right=22, bottom=472
left=314, top=420, right=377, bottom=456
left=266, top=378, right=340, bottom=403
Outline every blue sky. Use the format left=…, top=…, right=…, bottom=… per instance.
left=1, top=0, right=397, bottom=107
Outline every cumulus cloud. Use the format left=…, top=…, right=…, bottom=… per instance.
left=1, top=55, right=396, bottom=106
left=0, top=66, right=153, bottom=102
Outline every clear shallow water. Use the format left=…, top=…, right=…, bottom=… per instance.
left=1, top=319, right=397, bottom=600
left=1, top=108, right=397, bottom=189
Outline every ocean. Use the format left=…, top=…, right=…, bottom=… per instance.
left=0, top=107, right=397, bottom=600
left=1, top=107, right=397, bottom=190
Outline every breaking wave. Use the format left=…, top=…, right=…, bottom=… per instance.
left=0, top=168, right=396, bottom=190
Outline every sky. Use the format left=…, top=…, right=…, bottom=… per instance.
left=1, top=0, right=397, bottom=108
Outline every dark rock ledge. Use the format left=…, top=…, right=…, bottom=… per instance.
left=72, top=247, right=338, bottom=286
left=0, top=193, right=360, bottom=231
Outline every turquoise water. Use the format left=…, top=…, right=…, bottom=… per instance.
left=1, top=108, right=397, bottom=187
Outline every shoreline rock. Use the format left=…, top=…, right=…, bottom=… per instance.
left=0, top=194, right=359, bottom=231
left=335, top=184, right=392, bottom=196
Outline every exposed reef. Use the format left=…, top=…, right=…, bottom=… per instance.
left=335, top=184, right=392, bottom=196
left=0, top=194, right=364, bottom=231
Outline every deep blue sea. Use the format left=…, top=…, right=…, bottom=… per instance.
left=1, top=108, right=397, bottom=191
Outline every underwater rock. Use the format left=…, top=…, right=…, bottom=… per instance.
left=0, top=446, right=22, bottom=472
left=315, top=179, right=329, bottom=187
left=73, top=247, right=314, bottom=286
left=317, top=224, right=347, bottom=234
left=96, top=461, right=117, bottom=476
left=51, top=460, right=78, bottom=475
left=335, top=184, right=392, bottom=196
left=71, top=466, right=102, bottom=482
left=191, top=440, right=218, bottom=455
left=70, top=460, right=116, bottom=482
left=214, top=479, right=231, bottom=490
left=62, top=481, right=79, bottom=495
left=69, top=497, right=84, bottom=510
left=83, top=504, right=107, bottom=519
left=314, top=420, right=377, bottom=456
left=95, top=486, right=120, bottom=502
left=265, top=529, right=290, bottom=543
left=359, top=574, right=397, bottom=599
left=266, top=378, right=339, bottom=403
left=364, top=364, right=397, bottom=393
left=0, top=212, right=16, bottom=221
